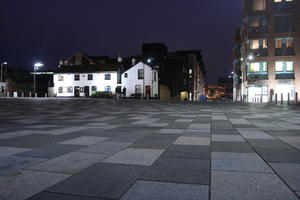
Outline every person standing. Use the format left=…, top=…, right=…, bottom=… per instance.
left=123, top=87, right=126, bottom=99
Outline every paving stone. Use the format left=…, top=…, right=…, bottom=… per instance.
left=129, top=138, right=173, bottom=149
left=255, top=148, right=300, bottom=163
left=0, top=146, right=31, bottom=157
left=145, top=133, right=180, bottom=140
left=47, top=163, right=146, bottom=200
left=0, top=170, right=69, bottom=200
left=173, top=136, right=210, bottom=146
left=187, top=123, right=210, bottom=130
left=163, top=145, right=210, bottom=159
left=146, top=123, right=169, bottom=127
left=0, top=156, right=46, bottom=176
left=182, top=130, right=211, bottom=137
left=239, top=130, right=275, bottom=139
left=212, top=134, right=245, bottom=142
left=28, top=191, right=106, bottom=200
left=141, top=157, right=210, bottom=184
left=247, top=139, right=294, bottom=149
left=211, top=171, right=298, bottom=200
left=120, top=181, right=209, bottom=200
left=60, top=136, right=109, bottom=146
left=270, top=163, right=300, bottom=191
left=102, top=148, right=164, bottom=166
left=212, top=141, right=254, bottom=153
left=211, top=152, right=273, bottom=173
left=157, top=129, right=185, bottom=134
left=211, top=129, right=239, bottom=135
left=28, top=152, right=107, bottom=174
left=78, top=141, right=131, bottom=155
left=277, top=136, right=300, bottom=150
left=16, top=144, right=83, bottom=159
left=175, top=119, right=193, bottom=123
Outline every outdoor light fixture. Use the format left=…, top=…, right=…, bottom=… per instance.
left=33, top=62, right=44, bottom=96
left=1, top=62, right=8, bottom=93
left=34, top=62, right=44, bottom=70
left=248, top=54, right=254, bottom=61
left=147, top=58, right=152, bottom=63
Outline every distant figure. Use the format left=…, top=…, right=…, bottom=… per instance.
left=199, top=93, right=207, bottom=102
left=123, top=87, right=127, bottom=99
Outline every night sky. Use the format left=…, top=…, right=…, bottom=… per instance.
left=0, top=0, right=242, bottom=84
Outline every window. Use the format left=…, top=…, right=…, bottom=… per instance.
left=275, top=38, right=294, bottom=48
left=250, top=39, right=267, bottom=49
left=124, top=73, right=128, bottom=78
left=88, top=74, right=93, bottom=80
left=253, top=0, right=266, bottom=11
left=275, top=61, right=294, bottom=72
left=105, top=74, right=111, bottom=80
left=58, top=75, right=64, bottom=81
left=249, top=62, right=268, bottom=73
left=275, top=15, right=294, bottom=33
left=74, top=74, right=80, bottom=81
left=91, top=86, right=97, bottom=91
left=135, top=85, right=142, bottom=94
left=274, top=0, right=293, bottom=2
left=105, top=86, right=111, bottom=92
left=67, top=87, right=73, bottom=93
left=138, top=69, right=144, bottom=79
left=58, top=87, right=63, bottom=93
left=249, top=16, right=267, bottom=27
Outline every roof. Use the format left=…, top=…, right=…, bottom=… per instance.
left=55, top=64, right=120, bottom=73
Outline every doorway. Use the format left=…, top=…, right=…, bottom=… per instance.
left=74, top=86, right=80, bottom=97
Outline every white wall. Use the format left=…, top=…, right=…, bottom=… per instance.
left=121, top=62, right=158, bottom=98
left=54, top=72, right=118, bottom=97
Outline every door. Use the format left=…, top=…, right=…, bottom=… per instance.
left=84, top=86, right=90, bottom=97
left=74, top=86, right=80, bottom=97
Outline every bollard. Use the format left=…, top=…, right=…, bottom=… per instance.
left=296, top=92, right=298, bottom=105
left=29, top=92, right=32, bottom=98
left=22, top=92, right=24, bottom=98
left=288, top=93, right=290, bottom=105
left=45, top=93, right=47, bottom=98
left=281, top=93, right=283, bottom=104
left=35, top=93, right=37, bottom=98
left=7, top=92, right=9, bottom=98
left=275, top=94, right=278, bottom=104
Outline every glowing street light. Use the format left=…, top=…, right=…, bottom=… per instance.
left=248, top=54, right=254, bottom=61
left=33, top=62, right=44, bottom=96
left=1, top=62, right=8, bottom=94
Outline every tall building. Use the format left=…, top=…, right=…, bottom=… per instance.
left=235, top=0, right=300, bottom=102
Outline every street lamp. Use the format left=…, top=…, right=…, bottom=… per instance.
left=33, top=62, right=44, bottom=96
left=1, top=62, right=8, bottom=94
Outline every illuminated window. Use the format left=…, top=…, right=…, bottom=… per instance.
left=253, top=0, right=266, bottom=10
left=276, top=61, right=294, bottom=72
left=250, top=63, right=260, bottom=72
left=275, top=38, right=294, bottom=48
left=249, top=62, right=267, bottom=73
left=275, top=62, right=283, bottom=71
left=250, top=39, right=267, bottom=49
left=286, top=61, right=294, bottom=71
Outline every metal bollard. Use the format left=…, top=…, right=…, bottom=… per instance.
left=45, top=93, right=47, bottom=98
left=22, top=92, right=24, bottom=98
left=7, top=92, right=9, bottom=98
left=275, top=94, right=277, bottom=104
left=281, top=93, right=283, bottom=104
left=29, top=92, right=32, bottom=98
left=35, top=93, right=37, bottom=98
left=288, top=93, right=290, bottom=105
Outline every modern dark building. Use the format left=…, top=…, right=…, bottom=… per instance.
left=235, top=0, right=300, bottom=102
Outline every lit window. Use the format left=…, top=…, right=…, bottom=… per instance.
left=275, top=38, right=294, bottom=48
left=250, top=40, right=260, bottom=49
left=250, top=63, right=260, bottom=72
left=250, top=39, right=267, bottom=49
left=276, top=62, right=284, bottom=71
left=105, top=86, right=111, bottom=92
left=286, top=61, right=294, bottom=71
left=262, top=62, right=268, bottom=72
left=105, top=74, right=111, bottom=80
left=274, top=0, right=282, bottom=2
left=286, top=38, right=294, bottom=48
left=253, top=0, right=266, bottom=10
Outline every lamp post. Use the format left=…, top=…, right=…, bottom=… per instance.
left=33, top=62, right=44, bottom=96
left=1, top=62, right=8, bottom=94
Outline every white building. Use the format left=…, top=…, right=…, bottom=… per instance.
left=121, top=62, right=158, bottom=98
left=53, top=52, right=121, bottom=97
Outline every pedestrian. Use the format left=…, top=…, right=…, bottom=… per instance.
left=123, top=87, right=126, bottom=99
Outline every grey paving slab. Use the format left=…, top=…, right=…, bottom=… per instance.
left=278, top=136, right=300, bottom=150
left=211, top=171, right=298, bottom=200
left=28, top=152, right=107, bottom=174
left=120, top=181, right=209, bottom=200
left=187, top=123, right=210, bottom=130
left=16, top=144, right=83, bottom=159
left=270, top=163, right=300, bottom=191
left=211, top=152, right=273, bottom=173
left=60, top=136, right=109, bottom=146
left=0, top=170, right=69, bottom=200
left=212, top=134, right=245, bottom=142
left=173, top=136, right=210, bottom=146
left=175, top=119, right=193, bottom=123
left=28, top=191, right=106, bottom=200
left=0, top=156, right=46, bottom=176
left=129, top=138, right=173, bottom=149
left=141, top=157, right=210, bottom=184
left=0, top=146, right=31, bottom=157
left=239, top=130, right=275, bottom=139
left=182, top=130, right=211, bottom=137
left=157, top=129, right=185, bottom=134
left=212, top=141, right=254, bottom=153
left=102, top=148, right=164, bottom=166
left=255, top=147, right=300, bottom=163
left=47, top=163, right=146, bottom=200
left=163, top=144, right=210, bottom=159
left=211, top=129, right=239, bottom=135
left=78, top=141, right=132, bottom=156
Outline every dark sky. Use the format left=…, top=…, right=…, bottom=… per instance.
left=0, top=0, right=242, bottom=84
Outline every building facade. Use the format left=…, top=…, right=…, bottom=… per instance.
left=121, top=62, right=158, bottom=98
left=236, top=0, right=300, bottom=102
